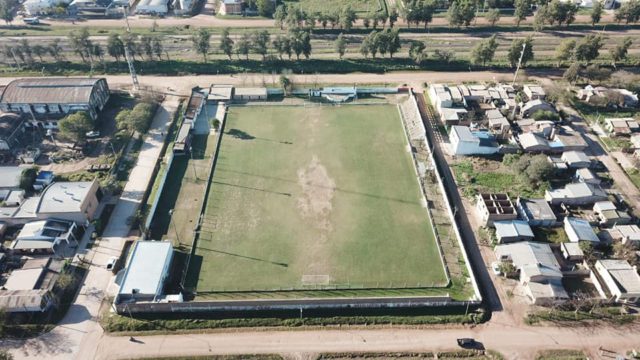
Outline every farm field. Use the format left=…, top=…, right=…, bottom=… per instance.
left=184, top=104, right=448, bottom=297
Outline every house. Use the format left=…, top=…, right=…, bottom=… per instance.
left=218, top=0, right=243, bottom=15
left=594, top=259, right=640, bottom=303
left=116, top=241, right=174, bottom=304
left=69, top=0, right=121, bottom=17
left=0, top=290, right=53, bottom=313
left=604, top=224, right=640, bottom=247
left=0, top=257, right=61, bottom=313
left=578, top=86, right=638, bottom=108
left=476, top=193, right=518, bottom=227
left=0, top=167, right=24, bottom=191
left=564, top=217, right=600, bottom=244
left=604, top=118, right=640, bottom=136
left=487, top=110, right=510, bottom=137
left=0, top=114, right=26, bottom=152
left=136, top=0, right=169, bottom=14
left=233, top=87, right=268, bottom=101
left=0, top=78, right=109, bottom=121
left=495, top=241, right=568, bottom=306
left=440, top=108, right=468, bottom=125
left=574, top=168, right=600, bottom=185
left=521, top=100, right=556, bottom=118
left=172, top=0, right=194, bottom=15
left=516, top=119, right=555, bottom=138
left=450, top=126, right=499, bottom=156
left=494, top=220, right=535, bottom=243
left=551, top=126, right=589, bottom=152
left=35, top=181, right=101, bottom=224
left=561, top=242, right=584, bottom=262
left=593, top=201, right=632, bottom=226
left=524, top=84, right=546, bottom=101
left=561, top=151, right=591, bottom=169
left=9, top=219, right=77, bottom=254
left=545, top=182, right=608, bottom=206
left=516, top=197, right=557, bottom=227
left=519, top=132, right=551, bottom=153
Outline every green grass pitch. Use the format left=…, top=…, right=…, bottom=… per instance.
left=187, top=104, right=448, bottom=295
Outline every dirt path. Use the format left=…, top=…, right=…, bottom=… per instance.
left=92, top=323, right=640, bottom=360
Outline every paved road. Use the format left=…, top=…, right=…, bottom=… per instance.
left=93, top=324, right=640, bottom=360
left=1, top=96, right=179, bottom=360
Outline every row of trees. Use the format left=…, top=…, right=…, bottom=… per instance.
left=358, top=29, right=402, bottom=58
left=275, top=4, right=363, bottom=31
left=212, top=27, right=313, bottom=61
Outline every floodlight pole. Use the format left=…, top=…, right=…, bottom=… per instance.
left=511, top=42, right=527, bottom=86
left=123, top=6, right=140, bottom=91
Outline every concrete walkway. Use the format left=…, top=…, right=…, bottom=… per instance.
left=3, top=95, right=180, bottom=360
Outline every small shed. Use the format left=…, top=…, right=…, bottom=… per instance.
left=233, top=87, right=268, bottom=101
left=561, top=242, right=584, bottom=262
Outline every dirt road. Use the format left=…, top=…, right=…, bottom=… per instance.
left=92, top=324, right=640, bottom=360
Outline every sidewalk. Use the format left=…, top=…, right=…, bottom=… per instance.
left=5, top=95, right=180, bottom=360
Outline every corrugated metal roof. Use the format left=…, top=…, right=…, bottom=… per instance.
left=0, top=78, right=103, bottom=105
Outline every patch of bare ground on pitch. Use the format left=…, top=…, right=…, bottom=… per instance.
left=297, top=155, right=336, bottom=281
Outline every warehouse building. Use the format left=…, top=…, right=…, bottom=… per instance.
left=0, top=78, right=110, bottom=121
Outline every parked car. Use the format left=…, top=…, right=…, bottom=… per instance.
left=457, top=338, right=476, bottom=348
left=23, top=17, right=40, bottom=25
left=106, top=257, right=118, bottom=271
left=86, top=131, right=101, bottom=138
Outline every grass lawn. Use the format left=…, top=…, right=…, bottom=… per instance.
left=535, top=350, right=588, bottom=360
left=186, top=104, right=447, bottom=296
left=283, top=0, right=386, bottom=16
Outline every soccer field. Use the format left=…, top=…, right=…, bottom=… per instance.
left=186, top=104, right=448, bottom=295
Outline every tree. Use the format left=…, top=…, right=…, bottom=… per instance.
left=251, top=30, right=270, bottom=60
left=340, top=6, right=357, bottom=30
left=387, top=28, right=401, bottom=58
left=513, top=0, right=530, bottom=26
left=69, top=28, right=92, bottom=63
left=0, top=349, right=14, bottom=360
left=274, top=5, right=287, bottom=29
left=609, top=37, right=633, bottom=65
left=418, top=0, right=436, bottom=28
left=59, top=112, right=93, bottom=143
left=506, top=37, right=534, bottom=68
left=555, top=39, right=576, bottom=66
left=334, top=33, right=347, bottom=59
left=583, top=64, right=611, bottom=83
left=116, top=103, right=156, bottom=134
left=591, top=0, right=603, bottom=25
left=272, top=35, right=291, bottom=59
left=115, top=109, right=131, bottom=130
left=191, top=28, right=211, bottom=62
left=285, top=6, right=306, bottom=28
left=470, top=35, right=498, bottom=66
left=359, top=36, right=371, bottom=58
left=486, top=8, right=501, bottom=27
left=0, top=0, right=16, bottom=25
left=409, top=40, right=427, bottom=64
left=256, top=0, right=275, bottom=17
left=389, top=7, right=399, bottom=27
left=32, top=44, right=46, bottom=62
left=152, top=36, right=163, bottom=60
left=107, top=34, right=124, bottom=62
left=363, top=17, right=371, bottom=28
left=433, top=49, right=455, bottom=63
left=614, top=0, right=640, bottom=23
left=235, top=33, right=251, bottom=60
left=19, top=39, right=33, bottom=67
left=279, top=74, right=292, bottom=94
left=447, top=0, right=476, bottom=27
left=533, top=4, right=548, bottom=31
left=574, top=34, right=603, bottom=62
left=48, top=39, right=64, bottom=62
left=220, top=28, right=234, bottom=60
left=122, top=32, right=138, bottom=61
left=20, top=167, right=38, bottom=191
left=139, top=35, right=153, bottom=60
left=563, top=62, right=581, bottom=84
left=290, top=29, right=311, bottom=59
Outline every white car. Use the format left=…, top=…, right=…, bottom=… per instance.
left=106, top=257, right=118, bottom=271
left=491, top=261, right=501, bottom=276
left=86, top=130, right=101, bottom=138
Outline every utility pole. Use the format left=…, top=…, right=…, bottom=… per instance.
left=511, top=42, right=527, bottom=86
left=123, top=6, right=140, bottom=90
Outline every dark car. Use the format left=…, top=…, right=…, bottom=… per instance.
left=457, top=338, right=476, bottom=348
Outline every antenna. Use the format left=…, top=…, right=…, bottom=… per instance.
left=123, top=6, right=140, bottom=90
left=511, top=42, right=527, bottom=86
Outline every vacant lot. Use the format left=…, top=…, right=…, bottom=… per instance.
left=283, top=0, right=386, bottom=16
left=186, top=104, right=447, bottom=295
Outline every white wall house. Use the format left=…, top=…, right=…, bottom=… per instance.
left=450, top=126, right=499, bottom=156
left=595, top=260, right=640, bottom=303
